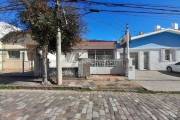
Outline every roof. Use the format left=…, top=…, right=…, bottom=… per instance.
left=0, top=22, right=21, bottom=39
left=81, top=40, right=116, bottom=45
left=132, top=28, right=180, bottom=40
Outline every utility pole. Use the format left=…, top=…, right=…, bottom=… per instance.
left=126, top=24, right=130, bottom=59
left=56, top=0, right=62, bottom=85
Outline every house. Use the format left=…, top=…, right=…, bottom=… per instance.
left=0, top=22, right=22, bottom=71
left=0, top=22, right=125, bottom=77
left=117, top=23, right=180, bottom=70
left=49, top=40, right=125, bottom=76
left=0, top=22, right=39, bottom=77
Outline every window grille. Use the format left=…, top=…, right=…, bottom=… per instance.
left=165, top=50, right=170, bottom=60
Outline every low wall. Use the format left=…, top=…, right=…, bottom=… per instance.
left=49, top=68, right=78, bottom=77
left=90, top=65, right=125, bottom=75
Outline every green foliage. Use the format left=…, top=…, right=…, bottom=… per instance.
left=17, top=0, right=86, bottom=54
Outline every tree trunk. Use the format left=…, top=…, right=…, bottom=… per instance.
left=42, top=45, right=48, bottom=83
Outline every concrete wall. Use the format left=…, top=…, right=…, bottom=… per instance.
left=90, top=61, right=125, bottom=75
left=149, top=49, right=180, bottom=70
left=2, top=50, right=35, bottom=70
left=118, top=48, right=180, bottom=70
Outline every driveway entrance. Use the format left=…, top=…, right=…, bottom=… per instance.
left=134, top=70, right=180, bottom=91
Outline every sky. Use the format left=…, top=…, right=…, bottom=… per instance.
left=81, top=0, right=180, bottom=41
left=1, top=0, right=180, bottom=41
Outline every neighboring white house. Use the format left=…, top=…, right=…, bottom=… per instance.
left=117, top=23, right=180, bottom=70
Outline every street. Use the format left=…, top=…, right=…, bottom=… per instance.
left=0, top=90, right=180, bottom=120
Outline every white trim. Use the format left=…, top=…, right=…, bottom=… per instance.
left=131, top=28, right=180, bottom=40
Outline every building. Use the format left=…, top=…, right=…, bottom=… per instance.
left=117, top=23, right=180, bottom=70
left=49, top=40, right=125, bottom=76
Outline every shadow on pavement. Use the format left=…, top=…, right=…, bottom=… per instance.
left=158, top=70, right=180, bottom=78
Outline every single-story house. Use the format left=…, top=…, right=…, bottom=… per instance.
left=0, top=22, right=39, bottom=76
left=49, top=40, right=125, bottom=76
left=117, top=23, right=180, bottom=70
left=0, top=22, right=124, bottom=77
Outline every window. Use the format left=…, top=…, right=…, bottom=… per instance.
left=88, top=50, right=114, bottom=60
left=165, top=50, right=170, bottom=60
left=8, top=51, right=20, bottom=59
left=161, top=49, right=177, bottom=61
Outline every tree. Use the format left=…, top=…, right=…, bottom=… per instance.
left=1, top=0, right=87, bottom=83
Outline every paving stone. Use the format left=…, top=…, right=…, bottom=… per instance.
left=99, top=110, right=105, bottom=115
left=75, top=113, right=81, bottom=119
left=50, top=116, right=56, bottom=120
left=45, top=109, right=52, bottom=114
left=82, top=108, right=87, bottom=113
left=86, top=113, right=92, bottom=120
left=0, top=90, right=180, bottom=120
left=93, top=111, right=99, bottom=118
left=121, top=114, right=127, bottom=120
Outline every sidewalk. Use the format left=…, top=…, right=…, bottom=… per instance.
left=0, top=75, right=143, bottom=90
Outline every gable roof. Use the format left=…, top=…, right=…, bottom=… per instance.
left=132, top=28, right=180, bottom=40
left=0, top=22, right=21, bottom=40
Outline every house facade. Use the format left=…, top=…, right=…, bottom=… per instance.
left=49, top=40, right=125, bottom=76
left=117, top=23, right=180, bottom=70
left=2, top=33, right=37, bottom=71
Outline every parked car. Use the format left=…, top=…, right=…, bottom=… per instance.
left=166, top=62, right=180, bottom=72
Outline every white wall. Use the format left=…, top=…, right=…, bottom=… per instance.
left=149, top=49, right=180, bottom=70
left=90, top=60, right=125, bottom=75
left=118, top=48, right=180, bottom=70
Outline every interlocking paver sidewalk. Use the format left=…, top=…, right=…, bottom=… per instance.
left=0, top=90, right=180, bottom=120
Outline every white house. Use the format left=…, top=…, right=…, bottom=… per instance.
left=49, top=40, right=125, bottom=75
left=117, top=23, right=180, bottom=70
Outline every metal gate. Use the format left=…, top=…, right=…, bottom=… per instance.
left=0, top=49, right=37, bottom=77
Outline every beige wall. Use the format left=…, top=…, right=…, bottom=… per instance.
left=0, top=42, right=2, bottom=70
left=3, top=34, right=36, bottom=49
left=1, top=33, right=36, bottom=70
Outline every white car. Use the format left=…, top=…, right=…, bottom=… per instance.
left=166, top=62, right=180, bottom=72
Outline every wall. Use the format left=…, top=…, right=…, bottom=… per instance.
left=90, top=61, right=125, bottom=75
left=117, top=32, right=180, bottom=70
left=3, top=34, right=36, bottom=48
left=149, top=49, right=180, bottom=70
left=118, top=48, right=180, bottom=70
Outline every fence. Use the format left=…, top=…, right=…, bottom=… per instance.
left=89, top=59, right=123, bottom=67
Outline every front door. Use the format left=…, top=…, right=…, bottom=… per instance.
left=144, top=52, right=149, bottom=69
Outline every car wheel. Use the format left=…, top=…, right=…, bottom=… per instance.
left=167, top=66, right=172, bottom=72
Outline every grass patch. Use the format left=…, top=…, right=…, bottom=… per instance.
left=0, top=84, right=22, bottom=89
